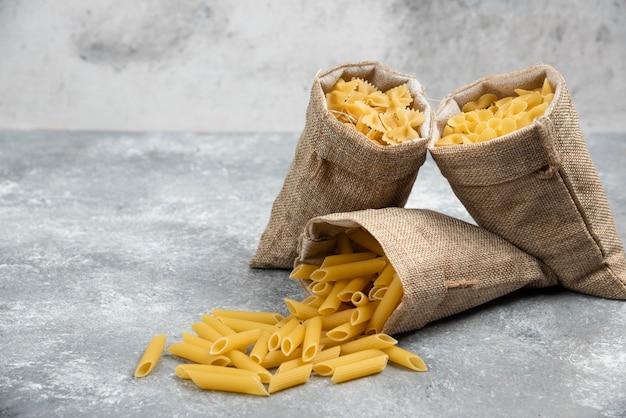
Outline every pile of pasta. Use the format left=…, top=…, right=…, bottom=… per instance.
left=435, top=78, right=554, bottom=146
left=134, top=228, right=426, bottom=396
left=326, top=77, right=426, bottom=146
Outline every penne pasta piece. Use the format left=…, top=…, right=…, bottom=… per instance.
left=186, top=369, right=269, bottom=397
left=134, top=334, right=166, bottom=378
left=210, top=309, right=283, bottom=325
left=367, top=274, right=403, bottom=335
left=337, top=276, right=373, bottom=302
left=268, top=364, right=313, bottom=394
left=317, top=280, right=347, bottom=315
left=300, top=295, right=324, bottom=308
left=313, top=349, right=386, bottom=376
left=302, top=316, right=322, bottom=362
left=201, top=315, right=236, bottom=336
left=281, top=324, right=306, bottom=356
left=210, top=328, right=261, bottom=355
left=339, top=333, right=397, bottom=355
left=368, top=286, right=387, bottom=301
left=191, top=321, right=223, bottom=342
left=320, top=252, right=377, bottom=267
left=289, top=264, right=319, bottom=280
left=373, top=263, right=396, bottom=287
left=310, top=258, right=387, bottom=282
left=331, top=353, right=388, bottom=383
left=345, top=229, right=385, bottom=256
left=175, top=364, right=253, bottom=380
left=382, top=345, right=427, bottom=372
left=326, top=321, right=368, bottom=342
left=167, top=342, right=219, bottom=365
left=249, top=331, right=271, bottom=364
left=350, top=291, right=369, bottom=307
left=268, top=317, right=300, bottom=351
left=226, top=349, right=272, bottom=383
left=319, top=308, right=356, bottom=330
left=310, top=345, right=341, bottom=364
left=276, top=357, right=307, bottom=373
left=350, top=300, right=380, bottom=326
left=319, top=335, right=350, bottom=348
left=274, top=314, right=297, bottom=328
left=284, top=298, right=320, bottom=320
left=260, top=348, right=303, bottom=369
left=216, top=316, right=278, bottom=334
left=182, top=331, right=213, bottom=350
left=308, top=281, right=333, bottom=297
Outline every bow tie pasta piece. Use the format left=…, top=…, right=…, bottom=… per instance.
left=326, top=77, right=426, bottom=146
left=435, top=78, right=554, bottom=146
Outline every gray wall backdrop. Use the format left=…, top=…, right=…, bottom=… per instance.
left=0, top=0, right=624, bottom=133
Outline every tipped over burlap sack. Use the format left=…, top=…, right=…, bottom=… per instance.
left=250, top=61, right=432, bottom=269
left=295, top=208, right=556, bottom=334
left=430, top=63, right=626, bottom=300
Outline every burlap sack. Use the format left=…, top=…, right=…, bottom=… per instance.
left=295, top=207, right=556, bottom=335
left=250, top=61, right=432, bottom=269
left=429, top=63, right=626, bottom=300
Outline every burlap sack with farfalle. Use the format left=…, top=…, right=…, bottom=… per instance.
left=429, top=63, right=626, bottom=300
left=250, top=61, right=432, bottom=269
left=295, top=207, right=556, bottom=334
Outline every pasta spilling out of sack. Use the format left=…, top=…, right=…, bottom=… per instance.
left=133, top=247, right=427, bottom=396
left=326, top=77, right=426, bottom=146
left=435, top=78, right=554, bottom=146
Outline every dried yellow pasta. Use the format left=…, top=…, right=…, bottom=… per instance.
left=331, top=353, right=388, bottom=384
left=191, top=321, right=222, bottom=342
left=175, top=364, right=251, bottom=380
left=326, top=77, right=425, bottom=146
left=302, top=316, right=323, bottom=362
left=339, top=333, right=397, bottom=355
left=310, top=258, right=387, bottom=282
left=215, top=316, right=278, bottom=334
left=268, top=364, right=313, bottom=394
left=226, top=349, right=272, bottom=383
left=248, top=331, right=271, bottom=364
left=436, top=78, right=554, bottom=146
left=312, top=349, right=386, bottom=376
left=134, top=334, right=166, bottom=378
left=367, top=274, right=404, bottom=335
left=382, top=345, right=427, bottom=372
left=281, top=323, right=306, bottom=356
left=167, top=342, right=221, bottom=365
left=210, top=328, right=261, bottom=355
left=320, top=252, right=377, bottom=267
left=186, top=369, right=269, bottom=397
left=289, top=264, right=319, bottom=280
left=210, top=309, right=283, bottom=325
left=182, top=331, right=214, bottom=350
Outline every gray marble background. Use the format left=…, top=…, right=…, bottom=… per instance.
left=0, top=0, right=625, bottom=132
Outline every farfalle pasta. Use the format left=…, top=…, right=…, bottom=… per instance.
left=326, top=78, right=426, bottom=145
left=250, top=61, right=432, bottom=269
left=430, top=63, right=626, bottom=299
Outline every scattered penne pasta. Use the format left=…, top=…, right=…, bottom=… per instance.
left=132, top=228, right=426, bottom=395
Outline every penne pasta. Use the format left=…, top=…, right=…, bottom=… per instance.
left=284, top=298, right=320, bottom=320
left=289, top=264, right=319, bottom=280
left=317, top=280, right=347, bottom=315
left=167, top=342, right=219, bottom=365
left=319, top=308, right=356, bottom=330
left=268, top=317, right=299, bottom=351
left=281, top=324, right=306, bottom=356
left=226, top=349, right=272, bottom=383
left=350, top=300, right=379, bottom=325
left=326, top=321, right=368, bottom=342
left=373, top=263, right=396, bottom=287
left=350, top=291, right=369, bottom=307
left=260, top=348, right=303, bottom=369
left=210, top=309, right=283, bottom=325
left=320, top=252, right=377, bottom=267
left=186, top=369, right=269, bottom=397
left=308, top=281, right=333, bottom=297
left=302, top=316, right=322, bottom=362
left=367, top=274, right=403, bottom=335
left=336, top=232, right=353, bottom=254
left=339, top=333, right=397, bottom=355
left=268, top=364, right=313, bottom=394
left=210, top=328, right=261, bottom=355
left=346, top=229, right=385, bottom=256
left=382, top=345, right=427, bottom=372
left=248, top=331, right=271, bottom=364
left=182, top=331, right=214, bottom=350
left=310, top=258, right=387, bottom=283
left=191, top=321, right=222, bottom=342
left=300, top=295, right=324, bottom=308
left=201, top=315, right=236, bottom=336
left=134, top=334, right=166, bottom=378
left=313, top=349, right=386, bottom=376
left=175, top=364, right=251, bottom=380
left=216, top=316, right=278, bottom=334
left=337, top=276, right=373, bottom=302
left=331, top=353, right=388, bottom=384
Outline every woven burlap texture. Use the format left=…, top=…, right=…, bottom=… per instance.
left=429, top=63, right=626, bottom=300
left=296, top=208, right=556, bottom=335
left=250, top=61, right=432, bottom=269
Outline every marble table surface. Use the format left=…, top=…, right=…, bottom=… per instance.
left=1, top=130, right=625, bottom=417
